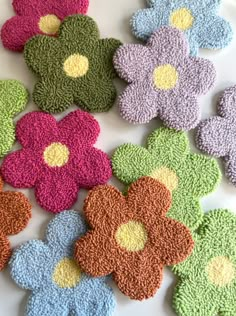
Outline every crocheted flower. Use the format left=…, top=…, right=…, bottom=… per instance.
left=0, top=176, right=31, bottom=271
left=173, top=209, right=236, bottom=315
left=24, top=15, right=121, bottom=114
left=1, top=0, right=89, bottom=52
left=114, top=27, right=216, bottom=131
left=197, top=85, right=236, bottom=187
left=0, top=80, right=28, bottom=158
left=1, top=110, right=112, bottom=213
left=131, top=0, right=233, bottom=56
left=75, top=177, right=194, bottom=300
left=112, top=128, right=221, bottom=230
left=10, top=211, right=115, bottom=316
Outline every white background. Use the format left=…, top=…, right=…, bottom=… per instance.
left=1, top=0, right=236, bottom=315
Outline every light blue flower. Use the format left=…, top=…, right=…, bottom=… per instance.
left=131, top=0, right=233, bottom=55
left=9, top=211, right=116, bottom=316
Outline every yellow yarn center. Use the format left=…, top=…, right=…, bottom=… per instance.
left=153, top=64, right=178, bottom=90
left=43, top=142, right=70, bottom=167
left=170, top=8, right=194, bottom=31
left=38, top=14, right=61, bottom=35
left=64, top=54, right=89, bottom=78
left=115, top=221, right=148, bottom=252
left=53, top=258, right=81, bottom=288
left=150, top=167, right=178, bottom=192
left=206, top=256, right=235, bottom=287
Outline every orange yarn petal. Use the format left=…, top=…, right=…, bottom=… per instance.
left=0, top=176, right=3, bottom=192
left=0, top=231, right=11, bottom=271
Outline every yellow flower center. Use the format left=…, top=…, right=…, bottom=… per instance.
left=206, top=256, right=235, bottom=287
left=38, top=14, right=61, bottom=35
left=170, top=8, right=194, bottom=31
left=153, top=64, right=178, bottom=90
left=63, top=54, right=89, bottom=78
left=115, top=221, right=148, bottom=252
left=43, top=142, right=70, bottom=167
left=53, top=258, right=81, bottom=288
left=150, top=167, right=178, bottom=192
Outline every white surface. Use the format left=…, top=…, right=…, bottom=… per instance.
left=1, top=0, right=236, bottom=315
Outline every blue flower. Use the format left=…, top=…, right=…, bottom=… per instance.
left=131, top=0, right=233, bottom=55
left=9, top=211, right=116, bottom=316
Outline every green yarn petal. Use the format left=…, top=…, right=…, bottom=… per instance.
left=112, top=144, right=156, bottom=184
left=0, top=117, right=15, bottom=157
left=178, top=153, right=221, bottom=198
left=167, top=191, right=203, bottom=231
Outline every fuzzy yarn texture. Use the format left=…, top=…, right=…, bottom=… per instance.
left=113, top=27, right=216, bottom=131
left=1, top=0, right=89, bottom=52
left=24, top=15, right=122, bottom=114
left=196, top=85, right=236, bottom=187
left=112, top=127, right=221, bottom=230
left=173, top=209, right=236, bottom=315
left=131, top=0, right=233, bottom=56
left=0, top=80, right=28, bottom=158
left=75, top=177, right=194, bottom=300
left=1, top=110, right=112, bottom=213
left=0, top=176, right=31, bottom=271
left=9, top=211, right=115, bottom=316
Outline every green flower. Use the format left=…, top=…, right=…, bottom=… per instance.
left=112, top=127, right=221, bottom=230
left=173, top=209, right=236, bottom=316
left=24, top=15, right=121, bottom=114
left=0, top=80, right=28, bottom=157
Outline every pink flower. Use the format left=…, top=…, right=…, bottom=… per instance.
left=1, top=110, right=112, bottom=213
left=1, top=0, right=89, bottom=51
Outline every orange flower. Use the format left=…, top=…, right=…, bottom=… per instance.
left=0, top=177, right=31, bottom=271
left=75, top=177, right=194, bottom=300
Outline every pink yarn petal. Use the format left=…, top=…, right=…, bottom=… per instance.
left=35, top=172, right=79, bottom=213
left=13, top=0, right=42, bottom=16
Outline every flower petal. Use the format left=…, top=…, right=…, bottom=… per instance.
left=13, top=0, right=41, bottom=15
left=112, top=144, right=156, bottom=184
left=37, top=0, right=89, bottom=16
left=225, top=153, right=236, bottom=186
left=9, top=240, right=51, bottom=290
left=0, top=117, right=15, bottom=158
left=114, top=44, right=153, bottom=83
left=0, top=232, right=11, bottom=271
left=218, top=85, right=236, bottom=118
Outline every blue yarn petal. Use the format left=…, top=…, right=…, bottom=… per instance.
left=9, top=240, right=52, bottom=290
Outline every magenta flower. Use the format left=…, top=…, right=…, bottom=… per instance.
left=114, top=26, right=216, bottom=131
left=1, top=0, right=89, bottom=51
left=1, top=110, right=112, bottom=213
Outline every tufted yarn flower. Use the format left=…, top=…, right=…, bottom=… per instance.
left=9, top=211, right=116, bottom=316
left=1, top=110, right=112, bottom=213
left=113, top=27, right=216, bottom=131
left=0, top=176, right=31, bottom=271
left=196, top=85, right=236, bottom=187
left=74, top=177, right=194, bottom=300
left=0, top=80, right=28, bottom=158
left=23, top=15, right=121, bottom=114
left=112, top=127, right=221, bottom=230
left=131, top=0, right=233, bottom=56
left=173, top=209, right=236, bottom=315
left=1, top=0, right=89, bottom=52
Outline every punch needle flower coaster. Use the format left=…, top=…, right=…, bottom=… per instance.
left=112, top=127, right=221, bottom=230
left=114, top=27, right=216, bottom=131
left=1, top=0, right=89, bottom=52
left=9, top=211, right=115, bottom=316
left=131, top=0, right=233, bottom=56
left=197, top=85, right=236, bottom=187
left=75, top=177, right=194, bottom=300
left=0, top=80, right=28, bottom=158
left=0, top=176, right=31, bottom=271
left=24, top=15, right=122, bottom=114
left=1, top=110, right=112, bottom=213
left=173, top=209, right=236, bottom=315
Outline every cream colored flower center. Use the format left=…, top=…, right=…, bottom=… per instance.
left=150, top=167, right=178, bottom=192
left=170, top=8, right=194, bottom=31
left=206, top=256, right=235, bottom=287
left=38, top=14, right=61, bottom=35
left=53, top=258, right=81, bottom=288
left=64, top=54, right=89, bottom=78
left=153, top=64, right=178, bottom=90
left=43, top=142, right=70, bottom=167
left=115, top=220, right=148, bottom=252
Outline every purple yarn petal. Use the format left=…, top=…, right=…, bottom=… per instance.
left=218, top=85, right=236, bottom=119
